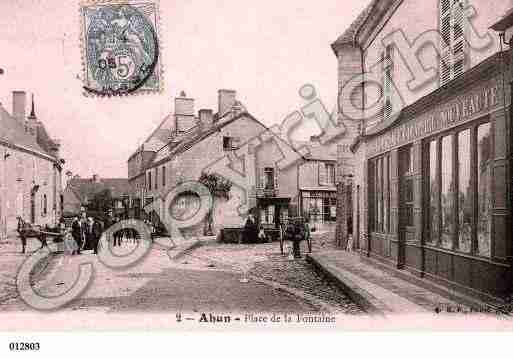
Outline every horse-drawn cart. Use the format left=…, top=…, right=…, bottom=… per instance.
left=16, top=217, right=63, bottom=254
left=279, top=217, right=312, bottom=257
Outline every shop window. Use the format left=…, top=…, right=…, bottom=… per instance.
left=302, top=192, right=337, bottom=224
left=370, top=154, right=391, bottom=234
left=440, top=135, right=454, bottom=249
left=425, top=121, right=492, bottom=256
left=477, top=123, right=491, bottom=257
left=457, top=130, right=472, bottom=253
left=260, top=205, right=275, bottom=225
left=400, top=146, right=414, bottom=228
left=427, top=139, right=439, bottom=245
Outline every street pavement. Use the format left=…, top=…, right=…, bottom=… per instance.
left=0, top=232, right=362, bottom=314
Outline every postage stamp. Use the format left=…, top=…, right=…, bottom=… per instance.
left=79, top=0, right=162, bottom=96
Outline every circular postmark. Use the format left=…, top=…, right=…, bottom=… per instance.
left=84, top=4, right=159, bottom=96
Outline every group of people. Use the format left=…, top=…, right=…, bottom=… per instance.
left=241, top=214, right=266, bottom=244
left=62, top=213, right=102, bottom=255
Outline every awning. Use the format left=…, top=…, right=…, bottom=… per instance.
left=300, top=186, right=337, bottom=192
left=257, top=197, right=291, bottom=206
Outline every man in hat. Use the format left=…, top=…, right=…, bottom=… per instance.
left=86, top=217, right=102, bottom=254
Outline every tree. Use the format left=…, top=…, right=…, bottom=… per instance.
left=198, top=172, right=232, bottom=236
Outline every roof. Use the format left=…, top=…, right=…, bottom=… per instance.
left=331, top=0, right=377, bottom=52
left=67, top=178, right=131, bottom=202
left=0, top=104, right=50, bottom=158
left=304, top=144, right=338, bottom=161
left=149, top=111, right=306, bottom=169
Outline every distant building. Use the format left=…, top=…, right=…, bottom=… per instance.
left=294, top=138, right=339, bottom=230
left=0, top=91, right=63, bottom=238
left=63, top=175, right=130, bottom=218
left=127, top=90, right=304, bottom=236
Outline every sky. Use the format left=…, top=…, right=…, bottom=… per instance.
left=0, top=0, right=370, bottom=178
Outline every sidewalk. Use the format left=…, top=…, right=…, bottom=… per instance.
left=307, top=251, right=473, bottom=315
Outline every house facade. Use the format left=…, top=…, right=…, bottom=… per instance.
left=128, top=90, right=304, bottom=237
left=335, top=0, right=513, bottom=301
left=0, top=91, right=63, bottom=238
left=63, top=175, right=131, bottom=218
left=297, top=140, right=338, bottom=230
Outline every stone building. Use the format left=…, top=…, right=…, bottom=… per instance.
left=62, top=175, right=130, bottom=218
left=0, top=91, right=63, bottom=238
left=128, top=90, right=304, bottom=237
left=334, top=0, right=513, bottom=301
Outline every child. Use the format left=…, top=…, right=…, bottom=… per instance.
left=63, top=227, right=78, bottom=255
left=346, top=234, right=354, bottom=252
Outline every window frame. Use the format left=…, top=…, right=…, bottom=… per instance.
left=369, top=152, right=391, bottom=235
left=423, top=116, right=492, bottom=257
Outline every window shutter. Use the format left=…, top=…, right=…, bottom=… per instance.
left=439, top=0, right=467, bottom=85
left=452, top=0, right=467, bottom=78
left=319, top=163, right=327, bottom=186
left=259, top=168, right=265, bottom=189
left=440, top=0, right=453, bottom=86
left=382, top=46, right=394, bottom=121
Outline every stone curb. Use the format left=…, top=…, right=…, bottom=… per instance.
left=167, top=236, right=217, bottom=260
left=306, top=253, right=388, bottom=316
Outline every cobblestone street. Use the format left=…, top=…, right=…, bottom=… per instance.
left=0, top=232, right=362, bottom=315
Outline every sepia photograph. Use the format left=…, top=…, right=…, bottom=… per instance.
left=0, top=0, right=513, bottom=356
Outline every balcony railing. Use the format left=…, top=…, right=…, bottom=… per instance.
left=256, top=187, right=278, bottom=198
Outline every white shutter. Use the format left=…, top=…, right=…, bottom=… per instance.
left=452, top=0, right=467, bottom=78
left=439, top=0, right=467, bottom=85
left=383, top=46, right=394, bottom=121
left=439, top=0, right=453, bottom=86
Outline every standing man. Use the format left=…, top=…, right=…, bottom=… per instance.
left=86, top=217, right=102, bottom=254
left=71, top=217, right=82, bottom=254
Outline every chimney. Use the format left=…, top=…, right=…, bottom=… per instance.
left=12, top=91, right=26, bottom=122
left=218, top=89, right=236, bottom=117
left=198, top=109, right=214, bottom=128
left=175, top=91, right=195, bottom=133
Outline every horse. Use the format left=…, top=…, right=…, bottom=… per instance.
left=16, top=217, right=47, bottom=254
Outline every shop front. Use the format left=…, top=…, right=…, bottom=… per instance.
left=363, top=53, right=511, bottom=301
left=300, top=188, right=337, bottom=231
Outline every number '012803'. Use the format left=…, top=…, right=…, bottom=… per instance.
left=9, top=342, right=40, bottom=351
